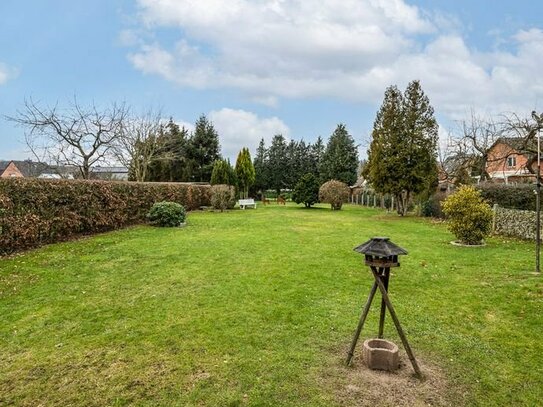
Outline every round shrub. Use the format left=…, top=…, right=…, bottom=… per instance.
left=319, top=180, right=350, bottom=210
left=421, top=191, right=448, bottom=218
left=441, top=185, right=493, bottom=245
left=147, top=201, right=186, bottom=227
left=210, top=184, right=236, bottom=212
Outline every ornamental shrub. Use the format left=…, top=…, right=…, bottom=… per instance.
left=292, top=173, right=320, bottom=208
left=147, top=201, right=186, bottom=227
left=319, top=180, right=350, bottom=210
left=420, top=191, right=448, bottom=218
left=441, top=185, right=493, bottom=245
left=210, top=184, right=236, bottom=211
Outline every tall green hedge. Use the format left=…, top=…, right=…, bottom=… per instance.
left=476, top=183, right=536, bottom=211
left=0, top=178, right=210, bottom=254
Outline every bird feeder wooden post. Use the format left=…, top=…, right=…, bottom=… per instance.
left=346, top=237, right=422, bottom=379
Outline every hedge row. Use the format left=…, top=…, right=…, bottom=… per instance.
left=476, top=183, right=536, bottom=211
left=0, top=178, right=210, bottom=255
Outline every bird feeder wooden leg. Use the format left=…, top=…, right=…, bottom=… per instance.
left=346, top=281, right=378, bottom=366
left=370, top=267, right=423, bottom=379
left=378, top=268, right=390, bottom=338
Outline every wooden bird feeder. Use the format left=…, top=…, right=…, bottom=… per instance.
left=346, top=237, right=423, bottom=379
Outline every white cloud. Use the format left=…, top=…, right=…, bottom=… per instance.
left=207, top=108, right=290, bottom=161
left=127, top=1, right=543, bottom=119
left=0, top=62, right=16, bottom=85
left=175, top=120, right=194, bottom=133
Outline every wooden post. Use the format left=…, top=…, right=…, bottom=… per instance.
left=492, top=203, right=498, bottom=233
left=378, top=268, right=390, bottom=338
left=346, top=281, right=378, bottom=366
left=370, top=267, right=423, bottom=379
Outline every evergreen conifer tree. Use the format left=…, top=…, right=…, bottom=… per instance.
left=235, top=147, right=256, bottom=199
left=253, top=138, right=268, bottom=194
left=364, top=80, right=438, bottom=215
left=320, top=124, right=359, bottom=185
left=186, top=115, right=221, bottom=182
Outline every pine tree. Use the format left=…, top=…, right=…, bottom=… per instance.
left=267, top=134, right=288, bottom=195
left=285, top=139, right=298, bottom=189
left=165, top=119, right=190, bottom=181
left=364, top=80, right=438, bottom=215
left=186, top=115, right=221, bottom=182
left=235, top=147, right=256, bottom=199
left=320, top=124, right=359, bottom=185
left=253, top=138, right=268, bottom=194
left=310, top=136, right=325, bottom=180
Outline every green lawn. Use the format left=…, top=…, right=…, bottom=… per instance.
left=1, top=204, right=542, bottom=406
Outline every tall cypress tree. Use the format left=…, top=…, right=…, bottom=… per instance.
left=320, top=124, right=359, bottom=185
left=402, top=80, right=439, bottom=198
left=235, top=147, right=256, bottom=199
left=364, top=80, right=438, bottom=215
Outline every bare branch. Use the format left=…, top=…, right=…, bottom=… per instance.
left=6, top=98, right=129, bottom=179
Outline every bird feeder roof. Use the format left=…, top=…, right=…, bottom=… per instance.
left=353, top=237, right=408, bottom=257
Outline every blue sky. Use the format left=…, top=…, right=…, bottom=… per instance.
left=1, top=0, right=543, bottom=162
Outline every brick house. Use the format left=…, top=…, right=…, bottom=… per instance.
left=486, top=137, right=540, bottom=183
left=0, top=161, right=24, bottom=178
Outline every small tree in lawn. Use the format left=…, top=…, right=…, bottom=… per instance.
left=292, top=173, right=320, bottom=208
left=235, top=147, right=255, bottom=199
left=441, top=185, right=493, bottom=245
left=210, top=184, right=236, bottom=212
left=319, top=180, right=350, bottom=210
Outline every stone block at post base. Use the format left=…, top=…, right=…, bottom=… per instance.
left=363, top=339, right=399, bottom=371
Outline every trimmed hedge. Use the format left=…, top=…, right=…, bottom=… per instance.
left=476, top=183, right=536, bottom=211
left=0, top=178, right=210, bottom=254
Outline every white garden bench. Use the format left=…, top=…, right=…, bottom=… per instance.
left=238, top=198, right=257, bottom=209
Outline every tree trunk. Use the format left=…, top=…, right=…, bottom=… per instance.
left=395, top=191, right=410, bottom=216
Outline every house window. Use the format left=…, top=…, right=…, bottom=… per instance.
left=507, top=156, right=516, bottom=168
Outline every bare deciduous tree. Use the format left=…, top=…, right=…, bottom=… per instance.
left=446, top=110, right=543, bottom=182
left=501, top=111, right=543, bottom=174
left=7, top=98, right=129, bottom=179
left=113, top=110, right=164, bottom=182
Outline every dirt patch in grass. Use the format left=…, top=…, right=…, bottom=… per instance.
left=320, top=351, right=467, bottom=407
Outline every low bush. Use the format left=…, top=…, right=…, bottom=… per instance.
left=441, top=185, right=493, bottom=245
left=476, top=183, right=536, bottom=211
left=147, top=201, right=186, bottom=227
left=0, top=178, right=210, bottom=254
left=421, top=191, right=448, bottom=218
left=210, top=184, right=236, bottom=211
left=319, top=180, right=349, bottom=210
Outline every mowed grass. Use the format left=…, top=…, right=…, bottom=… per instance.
left=1, top=204, right=542, bottom=406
